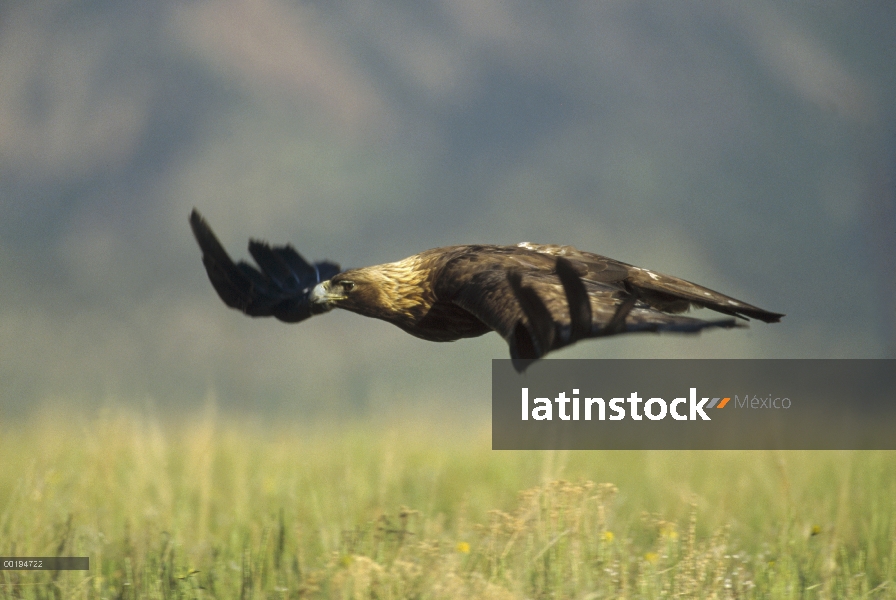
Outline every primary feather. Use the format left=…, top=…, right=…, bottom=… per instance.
left=190, top=209, right=783, bottom=366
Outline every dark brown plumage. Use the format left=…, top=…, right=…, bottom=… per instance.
left=189, top=209, right=783, bottom=368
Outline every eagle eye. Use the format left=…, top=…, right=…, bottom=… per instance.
left=340, top=280, right=355, bottom=291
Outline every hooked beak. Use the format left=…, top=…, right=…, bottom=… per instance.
left=309, top=280, right=344, bottom=311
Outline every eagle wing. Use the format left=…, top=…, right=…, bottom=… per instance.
left=441, top=244, right=783, bottom=365
left=189, top=210, right=341, bottom=323
left=528, top=243, right=783, bottom=322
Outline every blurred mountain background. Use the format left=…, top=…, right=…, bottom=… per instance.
left=0, top=0, right=893, bottom=418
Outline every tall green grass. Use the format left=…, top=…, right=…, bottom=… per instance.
left=0, top=405, right=894, bottom=598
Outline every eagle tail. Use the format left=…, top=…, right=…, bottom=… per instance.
left=509, top=257, right=758, bottom=370
left=189, top=209, right=340, bottom=323
left=625, top=268, right=784, bottom=323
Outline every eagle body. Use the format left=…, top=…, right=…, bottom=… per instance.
left=190, top=210, right=782, bottom=365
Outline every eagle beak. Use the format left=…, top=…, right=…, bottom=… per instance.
left=310, top=281, right=343, bottom=309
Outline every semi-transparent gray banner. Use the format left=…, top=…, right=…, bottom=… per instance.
left=492, top=360, right=896, bottom=449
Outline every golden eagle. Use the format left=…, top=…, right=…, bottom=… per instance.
left=190, top=210, right=782, bottom=366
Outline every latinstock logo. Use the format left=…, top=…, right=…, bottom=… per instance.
left=493, top=359, right=895, bottom=450
left=520, top=388, right=749, bottom=422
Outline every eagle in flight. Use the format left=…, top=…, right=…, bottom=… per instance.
left=190, top=210, right=782, bottom=368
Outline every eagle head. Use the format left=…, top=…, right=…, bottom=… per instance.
left=309, top=261, right=433, bottom=323
left=309, top=270, right=386, bottom=316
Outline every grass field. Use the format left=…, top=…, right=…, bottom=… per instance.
left=0, top=405, right=894, bottom=599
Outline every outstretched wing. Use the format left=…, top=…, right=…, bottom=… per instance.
left=189, top=209, right=340, bottom=323
left=441, top=244, right=783, bottom=366
left=514, top=242, right=784, bottom=323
